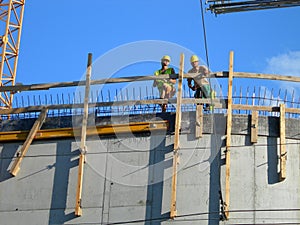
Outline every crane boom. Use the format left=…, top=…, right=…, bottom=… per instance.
left=0, top=0, right=25, bottom=108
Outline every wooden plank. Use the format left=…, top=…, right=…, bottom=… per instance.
left=170, top=53, right=184, bottom=219
left=0, top=74, right=178, bottom=93
left=195, top=104, right=203, bottom=138
left=224, top=51, right=234, bottom=219
left=279, top=104, right=287, bottom=181
left=232, top=104, right=300, bottom=114
left=233, top=72, right=300, bottom=83
left=232, top=104, right=280, bottom=112
left=75, top=53, right=92, bottom=217
left=210, top=71, right=300, bottom=83
left=0, top=72, right=220, bottom=93
left=182, top=98, right=223, bottom=107
left=251, top=110, right=258, bottom=143
left=9, top=108, right=48, bottom=176
left=1, top=70, right=299, bottom=94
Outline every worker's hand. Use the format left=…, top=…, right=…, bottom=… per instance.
left=153, top=80, right=157, bottom=87
left=189, top=85, right=196, bottom=91
left=169, top=78, right=176, bottom=84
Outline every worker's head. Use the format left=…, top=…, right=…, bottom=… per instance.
left=190, top=55, right=199, bottom=67
left=161, top=55, right=171, bottom=66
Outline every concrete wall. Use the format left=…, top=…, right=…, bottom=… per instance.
left=0, top=113, right=299, bottom=225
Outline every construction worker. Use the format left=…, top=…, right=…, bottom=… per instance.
left=153, top=55, right=176, bottom=112
left=187, top=54, right=211, bottom=110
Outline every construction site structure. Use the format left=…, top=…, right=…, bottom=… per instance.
left=0, top=52, right=300, bottom=224
left=0, top=0, right=25, bottom=108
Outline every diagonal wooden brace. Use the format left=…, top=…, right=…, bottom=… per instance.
left=10, top=108, right=48, bottom=176
left=75, top=53, right=92, bottom=216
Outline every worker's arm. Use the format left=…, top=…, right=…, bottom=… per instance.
left=187, top=77, right=195, bottom=91
left=169, top=68, right=176, bottom=84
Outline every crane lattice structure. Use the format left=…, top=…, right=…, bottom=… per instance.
left=207, top=0, right=300, bottom=14
left=0, top=0, right=25, bottom=108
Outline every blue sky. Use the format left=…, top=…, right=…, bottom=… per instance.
left=14, top=0, right=300, bottom=105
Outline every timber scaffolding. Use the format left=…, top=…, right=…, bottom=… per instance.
left=1, top=58, right=300, bottom=120
left=1, top=51, right=300, bottom=219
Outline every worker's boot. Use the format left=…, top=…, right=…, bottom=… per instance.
left=161, top=104, right=167, bottom=112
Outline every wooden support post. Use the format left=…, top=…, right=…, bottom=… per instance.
left=75, top=53, right=92, bottom=216
left=195, top=104, right=203, bottom=138
left=224, top=51, right=234, bottom=219
left=251, top=110, right=258, bottom=143
left=170, top=53, right=184, bottom=219
left=10, top=108, right=48, bottom=176
left=279, top=103, right=286, bottom=181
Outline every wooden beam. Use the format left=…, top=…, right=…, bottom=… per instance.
left=224, top=51, right=234, bottom=219
left=9, top=108, right=48, bottom=176
left=195, top=104, right=203, bottom=138
left=279, top=104, right=287, bottom=181
left=75, top=53, right=92, bottom=216
left=0, top=74, right=180, bottom=93
left=232, top=104, right=300, bottom=114
left=251, top=110, right=258, bottom=143
left=233, top=72, right=300, bottom=83
left=75, top=153, right=85, bottom=216
left=214, top=71, right=300, bottom=82
left=170, top=53, right=184, bottom=219
left=0, top=70, right=299, bottom=94
left=0, top=72, right=218, bottom=93
left=173, top=53, right=184, bottom=149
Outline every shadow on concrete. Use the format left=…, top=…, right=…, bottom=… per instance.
left=244, top=132, right=253, bottom=146
left=267, top=137, right=279, bottom=184
left=48, top=140, right=78, bottom=225
left=145, top=130, right=173, bottom=225
left=208, top=133, right=224, bottom=225
left=0, top=143, right=20, bottom=182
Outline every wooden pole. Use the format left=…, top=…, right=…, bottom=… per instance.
left=195, top=104, right=203, bottom=138
left=224, top=51, right=234, bottom=219
left=170, top=53, right=184, bottom=219
left=279, top=103, right=286, bottom=181
left=75, top=53, right=92, bottom=216
left=251, top=110, right=258, bottom=143
left=10, top=108, right=48, bottom=176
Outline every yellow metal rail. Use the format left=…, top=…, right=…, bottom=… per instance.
left=0, top=121, right=168, bottom=142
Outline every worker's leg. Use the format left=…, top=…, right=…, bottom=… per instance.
left=201, top=85, right=211, bottom=110
left=194, top=88, right=202, bottom=98
left=161, top=83, right=176, bottom=112
left=202, top=85, right=211, bottom=98
left=161, top=104, right=167, bottom=112
left=165, top=84, right=176, bottom=98
left=156, top=86, right=165, bottom=112
left=159, top=87, right=165, bottom=99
